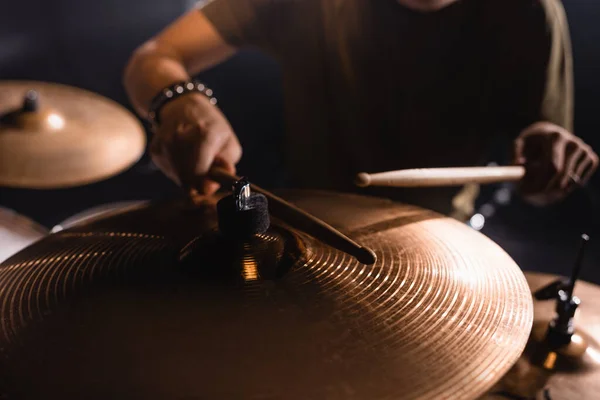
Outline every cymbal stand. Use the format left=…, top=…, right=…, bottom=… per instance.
left=532, top=234, right=590, bottom=362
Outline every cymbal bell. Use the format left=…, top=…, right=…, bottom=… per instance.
left=0, top=190, right=533, bottom=399
left=0, top=81, right=146, bottom=189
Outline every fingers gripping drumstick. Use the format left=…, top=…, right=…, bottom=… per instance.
left=355, top=166, right=526, bottom=188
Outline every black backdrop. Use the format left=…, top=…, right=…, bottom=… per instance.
left=1, top=0, right=598, bottom=282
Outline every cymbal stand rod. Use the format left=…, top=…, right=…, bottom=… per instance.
left=539, top=234, right=590, bottom=348
left=208, top=167, right=377, bottom=265
left=567, top=234, right=589, bottom=302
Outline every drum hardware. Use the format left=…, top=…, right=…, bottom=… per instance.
left=530, top=234, right=590, bottom=365
left=209, top=167, right=377, bottom=265
left=180, top=178, right=303, bottom=282
left=0, top=80, right=146, bottom=189
left=216, top=177, right=270, bottom=238
left=483, top=236, right=599, bottom=400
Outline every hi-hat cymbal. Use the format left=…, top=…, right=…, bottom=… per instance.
left=483, top=272, right=600, bottom=400
left=0, top=190, right=533, bottom=399
left=0, top=81, right=146, bottom=188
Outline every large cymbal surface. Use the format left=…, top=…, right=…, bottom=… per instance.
left=0, top=191, right=533, bottom=399
left=0, top=81, right=146, bottom=188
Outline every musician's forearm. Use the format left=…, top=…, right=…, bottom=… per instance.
left=123, top=42, right=191, bottom=118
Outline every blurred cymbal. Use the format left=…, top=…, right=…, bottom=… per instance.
left=0, top=206, right=47, bottom=263
left=0, top=81, right=146, bottom=188
left=51, top=200, right=150, bottom=233
left=483, top=272, right=600, bottom=400
left=0, top=190, right=533, bottom=399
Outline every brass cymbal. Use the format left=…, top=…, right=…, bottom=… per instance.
left=483, top=272, right=600, bottom=400
left=0, top=206, right=47, bottom=263
left=0, top=81, right=146, bottom=188
left=0, top=190, right=533, bottom=399
left=50, top=200, right=150, bottom=232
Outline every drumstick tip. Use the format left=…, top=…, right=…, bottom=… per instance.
left=357, top=247, right=377, bottom=265
left=355, top=172, right=371, bottom=187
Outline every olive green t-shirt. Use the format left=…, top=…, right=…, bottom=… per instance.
left=199, top=0, right=573, bottom=215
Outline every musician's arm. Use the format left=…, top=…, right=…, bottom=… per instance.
left=123, top=0, right=292, bottom=194
left=488, top=0, right=597, bottom=203
left=123, top=10, right=237, bottom=118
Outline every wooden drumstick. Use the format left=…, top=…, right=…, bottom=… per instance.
left=208, top=167, right=377, bottom=265
left=355, top=166, right=526, bottom=188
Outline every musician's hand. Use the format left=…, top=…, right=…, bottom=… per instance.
left=150, top=93, right=242, bottom=195
left=513, top=122, right=598, bottom=206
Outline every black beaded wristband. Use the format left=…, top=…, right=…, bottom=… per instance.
left=148, top=80, right=218, bottom=126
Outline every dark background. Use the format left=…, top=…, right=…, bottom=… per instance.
left=1, top=0, right=598, bottom=283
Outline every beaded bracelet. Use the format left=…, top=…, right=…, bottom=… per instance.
left=148, top=80, right=218, bottom=126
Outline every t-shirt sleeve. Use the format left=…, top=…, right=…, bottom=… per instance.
left=483, top=0, right=574, bottom=135
left=539, top=0, right=574, bottom=132
left=197, top=0, right=294, bottom=57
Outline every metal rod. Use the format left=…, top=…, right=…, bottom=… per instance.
left=567, top=234, right=590, bottom=301
left=208, top=167, right=377, bottom=265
